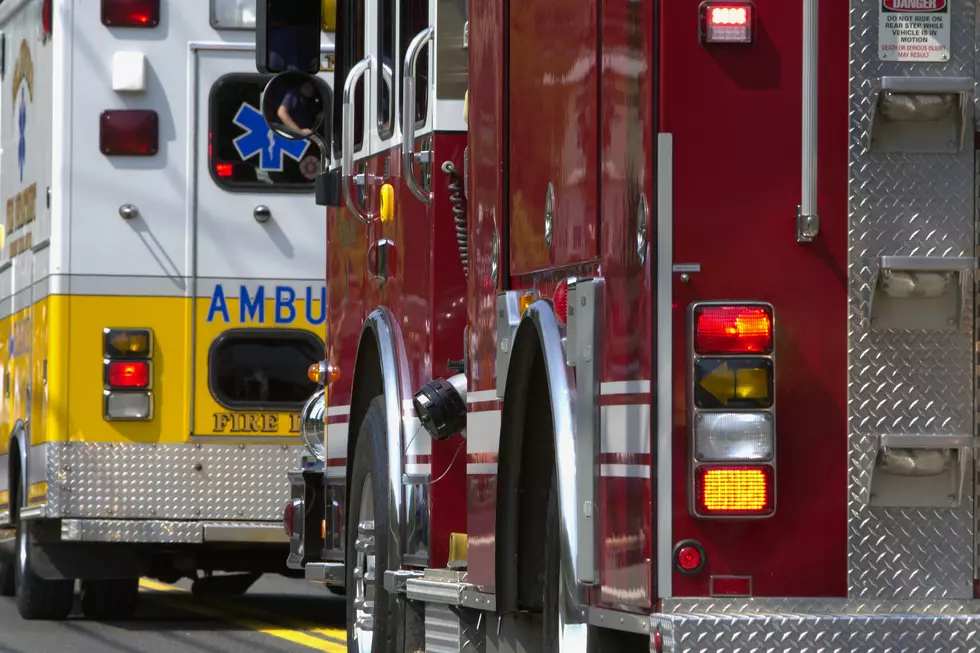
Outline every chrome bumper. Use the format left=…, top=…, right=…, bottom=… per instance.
left=59, top=519, right=288, bottom=544
left=653, top=599, right=980, bottom=653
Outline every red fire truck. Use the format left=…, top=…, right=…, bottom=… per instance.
left=258, top=0, right=980, bottom=649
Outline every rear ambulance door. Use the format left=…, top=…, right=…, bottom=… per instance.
left=191, top=43, right=331, bottom=439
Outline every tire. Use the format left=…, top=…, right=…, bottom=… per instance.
left=15, top=519, right=74, bottom=620
left=0, top=558, right=14, bottom=597
left=80, top=578, right=140, bottom=620
left=541, top=467, right=560, bottom=653
left=346, top=396, right=391, bottom=653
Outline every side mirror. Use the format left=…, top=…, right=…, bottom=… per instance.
left=256, top=0, right=322, bottom=75
left=261, top=70, right=333, bottom=144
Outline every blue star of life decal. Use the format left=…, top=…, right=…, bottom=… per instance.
left=17, top=90, right=27, bottom=182
left=232, top=102, right=310, bottom=172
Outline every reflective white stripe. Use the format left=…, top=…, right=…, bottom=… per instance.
left=601, top=404, right=652, bottom=454
left=404, top=416, right=432, bottom=457
left=467, top=462, right=498, bottom=475
left=326, top=423, right=348, bottom=460
left=466, top=410, right=501, bottom=455
left=327, top=405, right=350, bottom=417
left=405, top=463, right=432, bottom=476
left=600, top=464, right=651, bottom=479
left=467, top=390, right=499, bottom=404
left=600, top=380, right=652, bottom=395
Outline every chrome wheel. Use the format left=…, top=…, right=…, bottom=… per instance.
left=352, top=472, right=376, bottom=653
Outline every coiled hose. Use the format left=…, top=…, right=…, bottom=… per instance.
left=441, top=160, right=468, bottom=278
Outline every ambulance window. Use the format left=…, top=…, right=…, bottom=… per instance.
left=400, top=0, right=429, bottom=126
left=333, top=0, right=366, bottom=158
left=208, top=73, right=324, bottom=193
left=208, top=329, right=323, bottom=411
left=377, top=0, right=395, bottom=138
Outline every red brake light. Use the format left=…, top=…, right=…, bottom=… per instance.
left=695, top=465, right=773, bottom=516
left=694, top=305, right=772, bottom=355
left=107, top=361, right=149, bottom=388
left=553, top=279, right=569, bottom=325
left=100, top=110, right=159, bottom=156
left=700, top=2, right=755, bottom=44
left=216, top=163, right=234, bottom=178
left=101, top=0, right=160, bottom=27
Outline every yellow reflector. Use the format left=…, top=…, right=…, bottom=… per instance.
left=380, top=183, right=395, bottom=222
left=321, top=519, right=326, bottom=540
left=448, top=532, right=468, bottom=565
left=518, top=291, right=537, bottom=315
left=697, top=467, right=771, bottom=514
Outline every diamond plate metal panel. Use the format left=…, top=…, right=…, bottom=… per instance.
left=655, top=599, right=980, bottom=653
left=848, top=0, right=976, bottom=599
left=424, top=603, right=484, bottom=653
left=44, top=443, right=300, bottom=520
left=61, top=519, right=205, bottom=543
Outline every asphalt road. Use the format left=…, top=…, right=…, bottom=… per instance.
left=0, top=574, right=348, bottom=653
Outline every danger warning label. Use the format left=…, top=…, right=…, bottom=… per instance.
left=878, top=0, right=950, bottom=62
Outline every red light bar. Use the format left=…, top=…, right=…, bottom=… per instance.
left=700, top=1, right=755, bottom=44
left=107, top=361, right=150, bottom=388
left=100, top=110, right=159, bottom=156
left=695, top=465, right=773, bottom=516
left=216, top=163, right=234, bottom=178
left=101, top=0, right=160, bottom=27
left=694, top=304, right=773, bottom=355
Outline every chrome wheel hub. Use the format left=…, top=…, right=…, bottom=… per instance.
left=352, top=473, right=376, bottom=653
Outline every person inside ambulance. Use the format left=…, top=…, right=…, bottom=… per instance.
left=277, top=80, right=323, bottom=136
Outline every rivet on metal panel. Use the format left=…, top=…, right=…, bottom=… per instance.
left=544, top=182, right=555, bottom=248
left=119, top=204, right=139, bottom=220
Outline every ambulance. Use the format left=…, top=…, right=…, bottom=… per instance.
left=0, top=0, right=334, bottom=621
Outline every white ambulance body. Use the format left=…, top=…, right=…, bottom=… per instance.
left=0, top=0, right=334, bottom=621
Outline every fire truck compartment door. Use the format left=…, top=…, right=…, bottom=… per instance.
left=506, top=0, right=600, bottom=274
left=190, top=44, right=328, bottom=439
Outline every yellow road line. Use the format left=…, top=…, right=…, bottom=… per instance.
left=138, top=579, right=347, bottom=652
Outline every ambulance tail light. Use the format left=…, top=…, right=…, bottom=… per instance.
left=103, top=328, right=153, bottom=421
left=689, top=302, right=776, bottom=519
left=100, top=110, right=159, bottom=157
left=101, top=0, right=160, bottom=27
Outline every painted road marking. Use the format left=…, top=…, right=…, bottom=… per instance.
left=139, top=579, right=347, bottom=652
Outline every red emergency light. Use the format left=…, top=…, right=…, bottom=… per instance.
left=100, top=110, right=159, bottom=156
left=694, top=304, right=773, bottom=355
left=106, top=361, right=150, bottom=388
left=699, top=1, right=755, bottom=45
left=42, top=0, right=52, bottom=37
left=553, top=278, right=570, bottom=325
left=216, top=163, right=234, bottom=178
left=101, top=0, right=160, bottom=28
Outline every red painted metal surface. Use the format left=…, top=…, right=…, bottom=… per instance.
left=325, top=133, right=469, bottom=571
left=664, top=0, right=849, bottom=597
left=463, top=0, right=507, bottom=590
left=507, top=0, right=599, bottom=274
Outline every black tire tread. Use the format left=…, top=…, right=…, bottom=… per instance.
left=15, top=520, right=74, bottom=621
left=345, top=396, right=391, bottom=653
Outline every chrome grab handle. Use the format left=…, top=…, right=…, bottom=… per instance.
left=402, top=26, right=434, bottom=205
left=343, top=56, right=374, bottom=225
